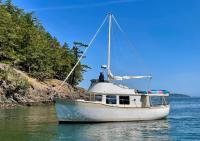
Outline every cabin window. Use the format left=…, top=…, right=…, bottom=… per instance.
left=119, top=96, right=130, bottom=105
left=95, top=95, right=102, bottom=102
left=150, top=96, right=166, bottom=106
left=106, top=95, right=117, bottom=104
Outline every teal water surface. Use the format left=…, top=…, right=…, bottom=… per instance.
left=0, top=97, right=199, bottom=141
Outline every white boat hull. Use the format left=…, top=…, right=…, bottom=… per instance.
left=55, top=99, right=170, bottom=123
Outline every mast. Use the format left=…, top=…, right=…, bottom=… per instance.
left=107, top=13, right=112, bottom=81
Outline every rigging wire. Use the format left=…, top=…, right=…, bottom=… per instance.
left=58, top=15, right=108, bottom=90
left=112, top=15, right=151, bottom=74
left=112, top=15, right=152, bottom=89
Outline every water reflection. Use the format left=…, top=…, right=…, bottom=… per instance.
left=0, top=106, right=57, bottom=141
left=53, top=119, right=169, bottom=141
left=0, top=106, right=170, bottom=141
left=0, top=97, right=199, bottom=140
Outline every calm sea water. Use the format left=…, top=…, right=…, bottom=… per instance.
left=0, top=97, right=199, bottom=141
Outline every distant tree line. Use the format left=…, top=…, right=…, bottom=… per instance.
left=0, top=0, right=89, bottom=86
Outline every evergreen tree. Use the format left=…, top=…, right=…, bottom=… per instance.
left=0, top=1, right=89, bottom=85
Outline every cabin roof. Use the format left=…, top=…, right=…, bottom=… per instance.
left=87, top=81, right=169, bottom=96
left=88, top=82, right=136, bottom=95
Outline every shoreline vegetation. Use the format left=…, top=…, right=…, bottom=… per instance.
left=0, top=0, right=88, bottom=108
left=0, top=0, right=89, bottom=85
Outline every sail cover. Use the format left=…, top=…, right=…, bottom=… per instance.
left=108, top=71, right=152, bottom=81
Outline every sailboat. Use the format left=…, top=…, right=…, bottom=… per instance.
left=55, top=13, right=170, bottom=123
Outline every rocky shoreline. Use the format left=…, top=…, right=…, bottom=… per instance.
left=0, top=63, right=86, bottom=108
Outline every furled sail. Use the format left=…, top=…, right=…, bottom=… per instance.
left=108, top=71, right=152, bottom=81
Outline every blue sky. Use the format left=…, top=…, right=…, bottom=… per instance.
left=11, top=0, right=200, bottom=96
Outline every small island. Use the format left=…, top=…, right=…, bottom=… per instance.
left=170, top=93, right=190, bottom=98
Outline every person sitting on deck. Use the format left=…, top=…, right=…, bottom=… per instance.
left=99, top=72, right=105, bottom=82
left=99, top=65, right=107, bottom=82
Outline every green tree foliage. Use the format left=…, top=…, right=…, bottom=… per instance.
left=68, top=42, right=91, bottom=86
left=0, top=0, right=89, bottom=85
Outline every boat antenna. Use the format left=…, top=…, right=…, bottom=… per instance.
left=58, top=14, right=108, bottom=90
left=107, top=13, right=112, bottom=81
